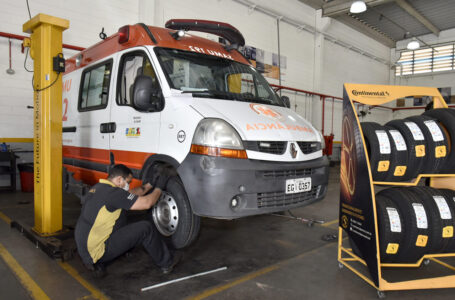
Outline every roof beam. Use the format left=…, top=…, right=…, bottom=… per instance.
left=336, top=14, right=396, bottom=47
left=394, top=0, right=440, bottom=36
left=322, top=0, right=395, bottom=17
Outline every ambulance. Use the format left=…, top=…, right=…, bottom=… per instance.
left=62, top=19, right=329, bottom=248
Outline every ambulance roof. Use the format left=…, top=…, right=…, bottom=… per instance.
left=65, top=23, right=250, bottom=74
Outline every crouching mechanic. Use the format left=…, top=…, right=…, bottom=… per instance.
left=75, top=164, right=179, bottom=277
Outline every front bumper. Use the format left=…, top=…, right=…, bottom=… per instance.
left=177, top=154, right=329, bottom=219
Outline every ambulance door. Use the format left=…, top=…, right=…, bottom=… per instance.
left=75, top=59, right=113, bottom=175
left=109, top=49, right=162, bottom=171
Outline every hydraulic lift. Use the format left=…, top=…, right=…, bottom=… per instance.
left=9, top=14, right=74, bottom=260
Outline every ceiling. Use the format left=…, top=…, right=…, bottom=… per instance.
left=298, top=0, right=455, bottom=48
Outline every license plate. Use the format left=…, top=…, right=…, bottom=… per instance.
left=285, top=177, right=312, bottom=194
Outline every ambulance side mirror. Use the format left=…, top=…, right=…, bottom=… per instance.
left=132, top=75, right=164, bottom=112
left=281, top=96, right=290, bottom=108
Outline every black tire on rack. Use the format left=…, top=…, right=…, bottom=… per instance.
left=423, top=108, right=455, bottom=173
left=384, top=126, right=409, bottom=182
left=377, top=187, right=432, bottom=263
left=408, top=187, right=450, bottom=254
left=375, top=194, right=405, bottom=262
left=385, top=119, right=426, bottom=181
left=437, top=189, right=455, bottom=253
left=361, top=122, right=394, bottom=181
left=406, top=115, right=448, bottom=174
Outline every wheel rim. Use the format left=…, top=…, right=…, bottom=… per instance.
left=152, top=191, right=179, bottom=236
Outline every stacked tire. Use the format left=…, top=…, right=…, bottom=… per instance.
left=376, top=187, right=455, bottom=263
left=361, top=108, right=455, bottom=181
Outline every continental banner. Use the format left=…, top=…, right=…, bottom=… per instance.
left=340, top=85, right=380, bottom=285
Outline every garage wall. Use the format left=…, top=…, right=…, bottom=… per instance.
left=0, top=0, right=392, bottom=151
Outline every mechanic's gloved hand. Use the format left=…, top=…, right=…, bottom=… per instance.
left=155, top=174, right=170, bottom=190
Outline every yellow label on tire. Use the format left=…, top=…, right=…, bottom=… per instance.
left=443, top=226, right=453, bottom=238
left=394, top=166, right=407, bottom=176
left=386, top=243, right=399, bottom=254
left=435, top=145, right=447, bottom=158
left=416, top=235, right=428, bottom=247
left=377, top=160, right=390, bottom=172
left=415, top=145, right=425, bottom=157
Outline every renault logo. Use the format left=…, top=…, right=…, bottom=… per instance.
left=290, top=143, right=298, bottom=159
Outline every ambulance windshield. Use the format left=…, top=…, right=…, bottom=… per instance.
left=155, top=47, right=284, bottom=106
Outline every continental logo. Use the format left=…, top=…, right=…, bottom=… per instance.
left=352, top=90, right=390, bottom=97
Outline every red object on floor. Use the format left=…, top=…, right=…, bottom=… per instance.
left=323, top=134, right=334, bottom=156
left=18, top=163, right=34, bottom=192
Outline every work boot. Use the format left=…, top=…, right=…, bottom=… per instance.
left=160, top=252, right=183, bottom=275
left=93, top=262, right=107, bottom=278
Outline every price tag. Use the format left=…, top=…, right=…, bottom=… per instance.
left=424, top=120, right=444, bottom=142
left=433, top=196, right=452, bottom=219
left=412, top=203, right=428, bottom=229
left=386, top=207, right=402, bottom=233
left=375, top=130, right=391, bottom=154
left=405, top=122, right=424, bottom=141
left=389, top=130, right=407, bottom=151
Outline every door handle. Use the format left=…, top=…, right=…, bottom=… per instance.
left=100, top=122, right=116, bottom=133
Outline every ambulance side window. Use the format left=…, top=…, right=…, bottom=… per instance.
left=117, top=51, right=160, bottom=107
left=78, top=60, right=113, bottom=111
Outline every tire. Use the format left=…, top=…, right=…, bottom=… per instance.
left=406, top=115, right=448, bottom=174
left=423, top=108, right=455, bottom=173
left=377, top=188, right=431, bottom=263
left=437, top=189, right=455, bottom=253
left=361, top=122, right=394, bottom=181
left=385, top=119, right=426, bottom=180
left=407, top=187, right=449, bottom=254
left=384, top=126, right=409, bottom=182
left=375, top=194, right=405, bottom=262
left=150, top=176, right=201, bottom=249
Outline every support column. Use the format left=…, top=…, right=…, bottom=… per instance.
left=23, top=14, right=69, bottom=235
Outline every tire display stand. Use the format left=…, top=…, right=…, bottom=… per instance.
left=338, top=83, right=455, bottom=297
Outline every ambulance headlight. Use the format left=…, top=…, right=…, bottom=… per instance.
left=192, top=119, right=244, bottom=150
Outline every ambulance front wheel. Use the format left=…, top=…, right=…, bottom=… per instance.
left=151, top=176, right=200, bottom=249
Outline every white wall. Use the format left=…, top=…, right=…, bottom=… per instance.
left=0, top=0, right=392, bottom=147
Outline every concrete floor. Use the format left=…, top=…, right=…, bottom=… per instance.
left=0, top=167, right=454, bottom=299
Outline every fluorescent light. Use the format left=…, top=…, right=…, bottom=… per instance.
left=407, top=38, right=420, bottom=50
left=350, top=1, right=367, bottom=14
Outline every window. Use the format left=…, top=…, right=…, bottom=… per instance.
left=117, top=52, right=160, bottom=106
left=78, top=60, right=112, bottom=111
left=396, top=44, right=455, bottom=76
left=155, top=47, right=283, bottom=106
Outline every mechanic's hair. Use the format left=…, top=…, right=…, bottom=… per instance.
left=107, top=164, right=133, bottom=180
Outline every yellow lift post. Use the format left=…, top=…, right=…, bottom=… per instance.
left=23, top=14, right=69, bottom=236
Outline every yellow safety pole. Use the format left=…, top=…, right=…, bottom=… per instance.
left=23, top=14, right=69, bottom=235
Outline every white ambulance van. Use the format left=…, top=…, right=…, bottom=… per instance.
left=62, top=19, right=329, bottom=248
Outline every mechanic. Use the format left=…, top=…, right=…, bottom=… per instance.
left=74, top=164, right=179, bottom=277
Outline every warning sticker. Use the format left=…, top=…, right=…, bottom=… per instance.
left=405, top=122, right=424, bottom=141
left=424, top=120, right=444, bottom=142
left=412, top=203, right=428, bottom=229
left=375, top=130, right=391, bottom=154
left=433, top=196, right=452, bottom=220
left=386, top=207, right=402, bottom=233
left=389, top=130, right=407, bottom=151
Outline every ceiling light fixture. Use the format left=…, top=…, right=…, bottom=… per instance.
left=350, top=1, right=367, bottom=14
left=407, top=38, right=420, bottom=50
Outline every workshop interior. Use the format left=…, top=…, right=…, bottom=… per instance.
left=1, top=0, right=455, bottom=299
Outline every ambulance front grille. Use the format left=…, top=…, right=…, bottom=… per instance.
left=243, top=141, right=287, bottom=155
left=297, top=142, right=321, bottom=154
left=258, top=168, right=314, bottom=179
left=257, top=185, right=322, bottom=208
